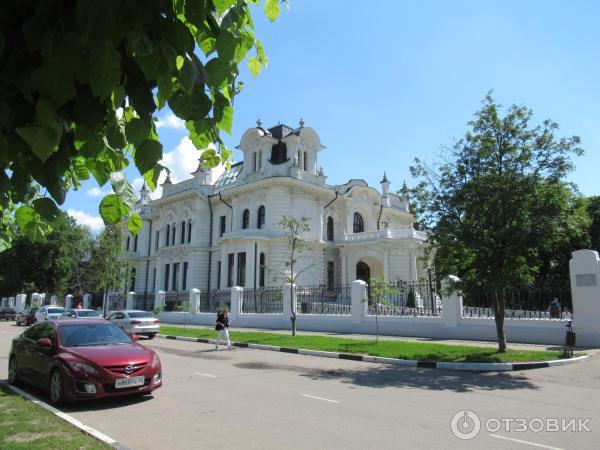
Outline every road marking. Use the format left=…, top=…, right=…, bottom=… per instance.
left=195, top=372, right=217, bottom=378
left=300, top=394, right=339, bottom=404
left=490, top=434, right=564, bottom=450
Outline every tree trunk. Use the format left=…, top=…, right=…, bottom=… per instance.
left=493, top=290, right=507, bottom=353
left=291, top=312, right=296, bottom=336
left=290, top=283, right=296, bottom=336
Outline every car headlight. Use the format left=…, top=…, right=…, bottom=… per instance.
left=68, top=361, right=100, bottom=376
left=149, top=353, right=161, bottom=369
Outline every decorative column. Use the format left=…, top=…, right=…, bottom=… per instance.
left=409, top=249, right=417, bottom=281
left=351, top=280, right=368, bottom=324
left=65, top=294, right=73, bottom=310
left=190, top=288, right=201, bottom=314
left=126, top=291, right=135, bottom=310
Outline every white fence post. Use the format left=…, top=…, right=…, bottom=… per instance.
left=15, top=294, right=26, bottom=313
left=569, top=250, right=600, bottom=345
left=155, top=290, right=165, bottom=311
left=8, top=296, right=15, bottom=308
left=65, top=294, right=73, bottom=310
left=190, top=288, right=201, bottom=314
left=441, top=275, right=462, bottom=327
left=1, top=297, right=6, bottom=308
left=283, top=284, right=297, bottom=321
left=126, top=291, right=135, bottom=310
left=351, top=280, right=367, bottom=324
left=83, top=293, right=92, bottom=309
left=50, top=295, right=58, bottom=306
left=230, top=287, right=242, bottom=322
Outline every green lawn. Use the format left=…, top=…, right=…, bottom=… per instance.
left=159, top=326, right=577, bottom=363
left=0, top=385, right=110, bottom=450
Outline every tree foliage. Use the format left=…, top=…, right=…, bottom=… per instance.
left=0, top=0, right=284, bottom=250
left=411, top=93, right=583, bottom=352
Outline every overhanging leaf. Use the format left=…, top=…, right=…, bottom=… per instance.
left=33, top=197, right=61, bottom=222
left=99, top=194, right=128, bottom=225
left=135, top=139, right=163, bottom=175
left=127, top=213, right=143, bottom=234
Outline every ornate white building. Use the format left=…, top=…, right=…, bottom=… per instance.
left=123, top=121, right=427, bottom=294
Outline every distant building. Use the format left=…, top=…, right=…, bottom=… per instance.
left=123, top=121, right=427, bottom=294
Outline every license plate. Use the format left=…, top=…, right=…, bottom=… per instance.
left=115, top=376, right=145, bottom=389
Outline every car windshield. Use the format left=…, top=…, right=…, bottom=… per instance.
left=76, top=310, right=100, bottom=317
left=128, top=312, right=154, bottom=318
left=47, top=307, right=64, bottom=314
left=59, top=323, right=132, bottom=347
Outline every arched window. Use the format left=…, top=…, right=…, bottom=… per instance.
left=259, top=252, right=265, bottom=287
left=303, top=151, right=308, bottom=171
left=253, top=152, right=257, bottom=172
left=180, top=221, right=185, bottom=244
left=171, top=222, right=176, bottom=245
left=242, top=209, right=250, bottom=229
left=327, top=217, right=334, bottom=241
left=187, top=220, right=192, bottom=243
left=353, top=212, right=364, bottom=233
left=165, top=225, right=170, bottom=246
left=257, top=206, right=265, bottom=229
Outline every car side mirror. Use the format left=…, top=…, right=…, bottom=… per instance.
left=37, top=338, right=52, bottom=347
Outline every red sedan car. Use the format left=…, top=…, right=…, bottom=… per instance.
left=8, top=319, right=162, bottom=405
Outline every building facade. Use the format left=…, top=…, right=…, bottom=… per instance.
left=123, top=121, right=428, bottom=294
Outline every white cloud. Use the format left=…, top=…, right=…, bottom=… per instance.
left=156, top=113, right=186, bottom=130
left=86, top=187, right=107, bottom=197
left=160, top=136, right=200, bottom=183
left=67, top=209, right=104, bottom=232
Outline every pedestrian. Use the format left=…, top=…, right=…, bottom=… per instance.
left=215, top=307, right=231, bottom=350
left=562, top=308, right=573, bottom=320
left=76, top=302, right=83, bottom=309
left=548, top=297, right=561, bottom=319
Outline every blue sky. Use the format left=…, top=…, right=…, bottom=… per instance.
left=66, top=0, right=600, bottom=231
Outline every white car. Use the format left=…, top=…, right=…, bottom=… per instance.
left=62, top=308, right=105, bottom=319
left=107, top=310, right=160, bottom=339
left=34, top=306, right=65, bottom=322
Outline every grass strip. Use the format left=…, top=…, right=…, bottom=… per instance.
left=0, top=384, right=111, bottom=450
left=160, top=326, right=579, bottom=363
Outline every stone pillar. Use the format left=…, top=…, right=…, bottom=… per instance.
left=351, top=280, right=367, bottom=324
left=1, top=298, right=6, bottom=308
left=83, top=293, right=92, bottom=309
left=126, top=291, right=135, bottom=310
left=569, top=250, right=600, bottom=346
left=230, top=286, right=242, bottom=322
left=441, top=276, right=462, bottom=328
left=282, top=283, right=297, bottom=320
left=15, top=294, right=26, bottom=313
left=65, top=295, right=73, bottom=310
left=190, top=288, right=201, bottom=314
left=8, top=296, right=15, bottom=308
left=154, top=290, right=165, bottom=311
left=31, top=293, right=41, bottom=306
left=409, top=250, right=417, bottom=281
left=40, top=293, right=46, bottom=305
left=50, top=295, right=58, bottom=306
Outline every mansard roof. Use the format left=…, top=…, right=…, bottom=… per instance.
left=214, top=161, right=243, bottom=187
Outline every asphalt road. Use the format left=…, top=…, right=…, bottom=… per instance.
left=1, top=321, right=599, bottom=450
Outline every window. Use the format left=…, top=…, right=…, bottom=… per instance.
left=258, top=151, right=262, bottom=170
left=165, top=225, right=170, bottom=246
left=130, top=268, right=136, bottom=292
left=181, top=221, right=185, bottom=244
left=171, top=223, right=176, bottom=245
left=164, top=264, right=170, bottom=291
left=220, top=216, right=226, bottom=237
left=327, top=217, right=334, bottom=241
left=152, top=268, right=156, bottom=293
left=353, top=212, right=364, bottom=233
left=327, top=262, right=335, bottom=290
left=303, top=151, right=308, bottom=171
left=259, top=253, right=265, bottom=287
left=182, top=262, right=188, bottom=291
left=187, top=220, right=192, bottom=243
left=237, top=252, right=246, bottom=287
left=133, top=234, right=138, bottom=252
left=126, top=236, right=130, bottom=251
left=227, top=253, right=234, bottom=287
left=257, top=206, right=265, bottom=229
left=155, top=231, right=159, bottom=250
left=217, top=261, right=222, bottom=289
left=172, top=263, right=179, bottom=291
left=252, top=152, right=257, bottom=172
left=242, top=209, right=249, bottom=229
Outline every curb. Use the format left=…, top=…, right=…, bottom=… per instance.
left=157, top=334, right=589, bottom=372
left=0, top=380, right=129, bottom=450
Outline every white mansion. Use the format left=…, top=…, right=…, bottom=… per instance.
left=123, top=121, right=427, bottom=294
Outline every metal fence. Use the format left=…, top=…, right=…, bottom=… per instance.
left=241, top=287, right=284, bottom=314
left=133, top=293, right=154, bottom=311
left=296, top=285, right=352, bottom=315
left=199, top=289, right=231, bottom=313
left=164, top=291, right=190, bottom=311
left=367, top=280, right=441, bottom=317
left=462, top=285, right=572, bottom=319
left=107, top=292, right=126, bottom=311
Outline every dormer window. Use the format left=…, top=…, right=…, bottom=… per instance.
left=269, top=140, right=288, bottom=165
left=353, top=212, right=364, bottom=233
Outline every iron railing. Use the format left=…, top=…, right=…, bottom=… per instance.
left=367, top=280, right=441, bottom=317
left=107, top=292, right=126, bottom=311
left=241, top=287, right=283, bottom=314
left=199, top=289, right=231, bottom=313
left=133, top=293, right=155, bottom=311
left=296, top=285, right=351, bottom=315
left=164, top=291, right=190, bottom=311
left=462, top=285, right=572, bottom=319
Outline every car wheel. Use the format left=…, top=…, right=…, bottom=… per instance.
left=147, top=333, right=156, bottom=340
left=8, top=356, right=19, bottom=385
left=49, top=369, right=65, bottom=406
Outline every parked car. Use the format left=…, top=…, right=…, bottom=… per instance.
left=15, top=308, right=38, bottom=326
left=34, top=306, right=65, bottom=323
left=62, top=309, right=104, bottom=320
left=0, top=307, right=17, bottom=321
left=106, top=311, right=160, bottom=339
left=8, top=319, right=162, bottom=405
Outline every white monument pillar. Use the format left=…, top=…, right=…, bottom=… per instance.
left=65, top=295, right=73, bottom=309
left=190, top=288, right=201, bottom=314
left=351, top=279, right=368, bottom=324
left=569, top=250, right=600, bottom=346
left=441, top=276, right=462, bottom=328
left=83, top=293, right=92, bottom=309
left=230, top=286, right=242, bottom=322
left=126, top=292, right=135, bottom=310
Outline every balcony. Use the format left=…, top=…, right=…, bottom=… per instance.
left=343, top=229, right=426, bottom=244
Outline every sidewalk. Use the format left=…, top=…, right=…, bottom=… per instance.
left=160, top=322, right=598, bottom=353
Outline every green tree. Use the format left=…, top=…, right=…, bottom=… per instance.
left=586, top=196, right=600, bottom=252
left=365, top=276, right=397, bottom=343
left=411, top=93, right=583, bottom=352
left=0, top=0, right=285, bottom=249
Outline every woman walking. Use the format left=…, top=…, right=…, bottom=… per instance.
left=215, top=307, right=231, bottom=350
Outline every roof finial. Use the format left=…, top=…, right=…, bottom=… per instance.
left=163, top=168, right=172, bottom=185
left=256, top=118, right=262, bottom=128
left=381, top=172, right=388, bottom=183
left=401, top=180, right=409, bottom=194
left=141, top=181, right=148, bottom=192
left=299, top=117, right=305, bottom=128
